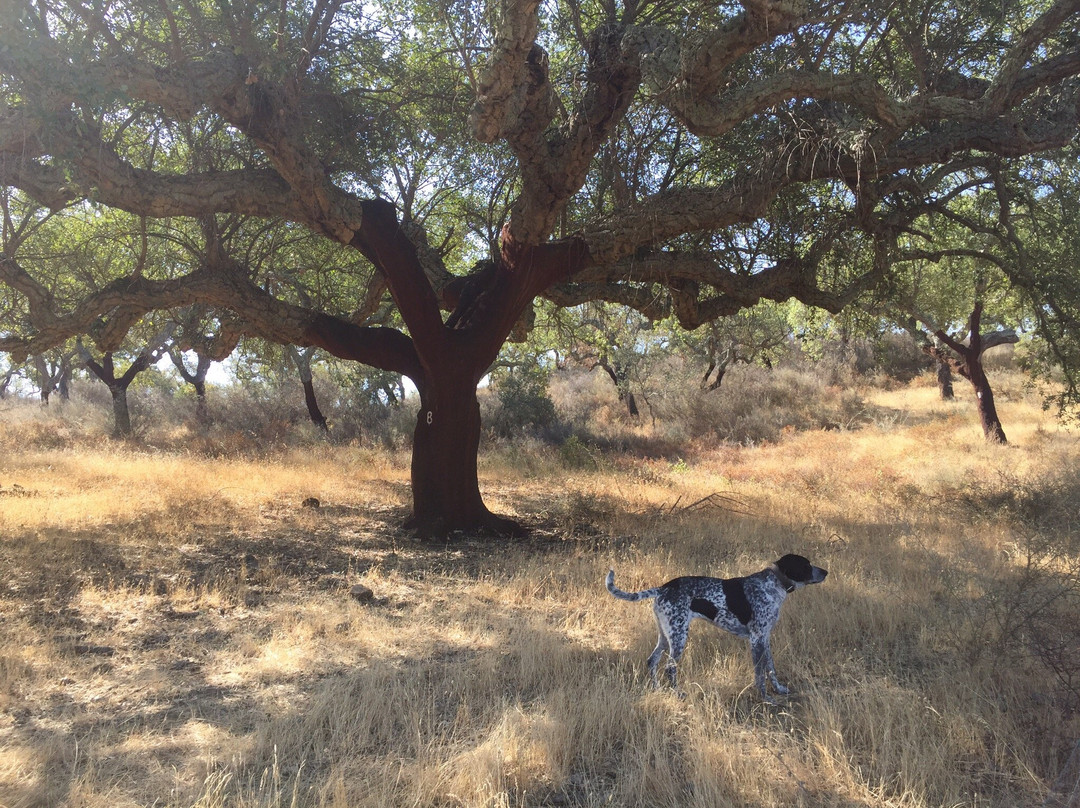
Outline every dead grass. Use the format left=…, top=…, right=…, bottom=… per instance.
left=1, top=372, right=1079, bottom=807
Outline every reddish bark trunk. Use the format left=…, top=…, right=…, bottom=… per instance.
left=966, top=358, right=1007, bottom=444
left=329, top=213, right=590, bottom=537
left=929, top=303, right=1013, bottom=445
left=408, top=373, right=522, bottom=537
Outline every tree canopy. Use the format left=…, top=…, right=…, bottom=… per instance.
left=2, top=0, right=1079, bottom=532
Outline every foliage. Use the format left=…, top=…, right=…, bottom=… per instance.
left=487, top=350, right=559, bottom=438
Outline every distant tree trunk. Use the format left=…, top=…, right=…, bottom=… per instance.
left=924, top=304, right=1016, bottom=444
left=302, top=377, right=328, bottom=430
left=57, top=355, right=72, bottom=401
left=968, top=359, right=1007, bottom=444
left=32, top=354, right=55, bottom=405
left=287, top=345, right=329, bottom=432
left=77, top=326, right=174, bottom=438
left=80, top=352, right=143, bottom=437
left=109, top=382, right=133, bottom=437
left=381, top=381, right=401, bottom=405
left=701, top=345, right=742, bottom=392
left=193, top=379, right=208, bottom=424
left=596, top=357, right=638, bottom=416
left=936, top=360, right=954, bottom=400
left=32, top=351, right=75, bottom=405
left=701, top=359, right=726, bottom=391
left=169, top=348, right=212, bottom=424
left=0, top=367, right=14, bottom=398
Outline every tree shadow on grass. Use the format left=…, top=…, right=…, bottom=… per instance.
left=0, top=498, right=1068, bottom=807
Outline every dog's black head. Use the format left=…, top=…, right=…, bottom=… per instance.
left=775, top=554, right=828, bottom=587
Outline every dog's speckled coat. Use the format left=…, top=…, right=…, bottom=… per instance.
left=607, top=554, right=828, bottom=698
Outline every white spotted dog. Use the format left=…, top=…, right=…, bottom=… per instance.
left=606, top=554, right=828, bottom=700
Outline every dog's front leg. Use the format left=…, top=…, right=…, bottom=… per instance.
left=750, top=633, right=788, bottom=701
left=750, top=635, right=769, bottom=697
left=755, top=634, right=789, bottom=696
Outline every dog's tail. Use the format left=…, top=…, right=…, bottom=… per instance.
left=606, top=569, right=660, bottom=602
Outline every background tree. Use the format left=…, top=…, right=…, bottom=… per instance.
left=549, top=302, right=662, bottom=417
left=77, top=323, right=176, bottom=437
left=31, top=346, right=75, bottom=405
left=905, top=303, right=1020, bottom=442
left=167, top=303, right=241, bottom=426
left=0, top=356, right=16, bottom=398
left=286, top=345, right=330, bottom=432
left=1002, top=148, right=1080, bottom=418
left=679, top=304, right=795, bottom=392
left=875, top=163, right=1046, bottom=441
left=2, top=0, right=1080, bottom=534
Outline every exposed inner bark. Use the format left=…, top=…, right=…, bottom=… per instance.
left=408, top=377, right=522, bottom=537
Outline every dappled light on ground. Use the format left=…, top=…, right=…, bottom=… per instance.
left=1, top=373, right=1078, bottom=806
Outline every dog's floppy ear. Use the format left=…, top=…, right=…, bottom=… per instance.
left=775, top=554, right=813, bottom=583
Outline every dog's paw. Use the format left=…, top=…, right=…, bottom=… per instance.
left=773, top=682, right=790, bottom=696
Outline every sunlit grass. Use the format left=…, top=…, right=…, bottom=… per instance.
left=1, top=372, right=1077, bottom=807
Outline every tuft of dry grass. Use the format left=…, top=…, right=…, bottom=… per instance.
left=1, top=371, right=1079, bottom=807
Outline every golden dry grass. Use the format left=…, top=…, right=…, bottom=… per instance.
left=1, top=372, right=1079, bottom=807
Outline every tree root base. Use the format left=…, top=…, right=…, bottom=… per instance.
left=404, top=509, right=527, bottom=540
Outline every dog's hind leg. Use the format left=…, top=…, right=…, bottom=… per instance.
left=647, top=631, right=669, bottom=688
left=664, top=632, right=687, bottom=690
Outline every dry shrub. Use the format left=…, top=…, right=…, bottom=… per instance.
left=663, top=362, right=865, bottom=445
left=873, top=331, right=934, bottom=382
left=548, top=355, right=868, bottom=450
left=0, top=375, right=418, bottom=455
left=935, top=468, right=1080, bottom=712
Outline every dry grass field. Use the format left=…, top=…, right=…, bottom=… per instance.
left=2, top=371, right=1079, bottom=807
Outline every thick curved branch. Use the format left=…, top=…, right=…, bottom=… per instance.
left=0, top=258, right=423, bottom=381
left=983, top=0, right=1080, bottom=114
left=0, top=36, right=365, bottom=244
left=348, top=199, right=445, bottom=359
left=680, top=0, right=811, bottom=95
left=581, top=172, right=785, bottom=264
left=672, top=71, right=906, bottom=138
left=0, top=105, right=303, bottom=218
left=548, top=230, right=869, bottom=329
left=209, top=73, right=367, bottom=244
left=473, top=1, right=641, bottom=242
left=1, top=42, right=450, bottom=362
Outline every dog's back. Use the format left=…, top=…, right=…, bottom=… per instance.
left=606, top=556, right=827, bottom=698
